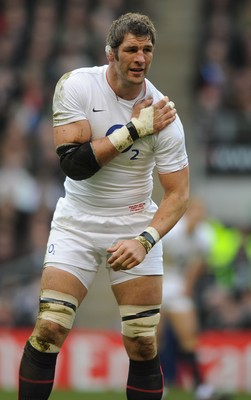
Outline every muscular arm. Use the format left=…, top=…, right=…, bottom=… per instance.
left=54, top=119, right=119, bottom=166
left=107, top=165, right=189, bottom=271
left=149, top=166, right=190, bottom=237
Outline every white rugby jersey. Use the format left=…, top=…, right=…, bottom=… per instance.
left=53, top=65, right=188, bottom=209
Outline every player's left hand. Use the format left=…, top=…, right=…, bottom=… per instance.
left=107, top=239, right=147, bottom=271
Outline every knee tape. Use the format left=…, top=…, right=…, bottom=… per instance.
left=28, top=335, right=61, bottom=353
left=38, top=289, right=78, bottom=330
left=119, top=305, right=161, bottom=338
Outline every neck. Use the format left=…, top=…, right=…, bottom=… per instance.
left=106, top=66, right=145, bottom=100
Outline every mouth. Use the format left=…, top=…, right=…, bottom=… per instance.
left=129, top=68, right=145, bottom=75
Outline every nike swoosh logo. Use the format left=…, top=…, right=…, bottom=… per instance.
left=92, top=108, right=106, bottom=112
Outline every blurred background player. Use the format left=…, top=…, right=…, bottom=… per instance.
left=159, top=198, right=216, bottom=400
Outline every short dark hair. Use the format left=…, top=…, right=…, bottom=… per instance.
left=106, top=13, right=156, bottom=49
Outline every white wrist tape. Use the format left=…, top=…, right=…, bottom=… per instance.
left=134, top=226, right=160, bottom=253
left=134, top=235, right=152, bottom=253
left=144, top=226, right=160, bottom=243
left=108, top=97, right=176, bottom=152
left=131, top=106, right=154, bottom=137
left=108, top=125, right=134, bottom=152
left=108, top=105, right=155, bottom=152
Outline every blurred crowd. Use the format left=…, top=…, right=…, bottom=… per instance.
left=195, top=0, right=251, bottom=174
left=193, top=0, right=251, bottom=329
left=0, top=0, right=251, bottom=330
left=0, top=0, right=140, bottom=326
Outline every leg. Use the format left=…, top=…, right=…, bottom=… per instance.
left=157, top=319, right=178, bottom=387
left=166, top=308, right=198, bottom=353
left=18, top=266, right=88, bottom=400
left=112, top=275, right=164, bottom=400
left=166, top=308, right=210, bottom=397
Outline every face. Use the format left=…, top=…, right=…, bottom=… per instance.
left=112, top=33, right=154, bottom=87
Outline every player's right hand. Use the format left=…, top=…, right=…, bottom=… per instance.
left=131, top=96, right=176, bottom=137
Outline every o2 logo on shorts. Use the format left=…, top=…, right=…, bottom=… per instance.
left=106, top=125, right=140, bottom=159
left=48, top=243, right=55, bottom=255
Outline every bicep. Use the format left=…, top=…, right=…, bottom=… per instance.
left=158, top=165, right=190, bottom=199
left=53, top=119, right=92, bottom=148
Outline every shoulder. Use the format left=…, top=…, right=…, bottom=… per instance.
left=156, top=114, right=185, bottom=149
left=55, top=65, right=107, bottom=92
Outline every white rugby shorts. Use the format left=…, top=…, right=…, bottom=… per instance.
left=162, top=272, right=194, bottom=312
left=44, top=196, right=163, bottom=289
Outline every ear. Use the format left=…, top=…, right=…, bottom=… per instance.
left=105, top=45, right=114, bottom=61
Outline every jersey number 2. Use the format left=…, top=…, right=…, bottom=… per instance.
left=130, top=149, right=139, bottom=160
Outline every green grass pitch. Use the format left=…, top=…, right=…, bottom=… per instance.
left=0, top=389, right=250, bottom=400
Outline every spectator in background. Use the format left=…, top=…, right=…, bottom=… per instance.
left=195, top=0, right=251, bottom=156
left=0, top=0, right=134, bottom=327
left=201, top=220, right=251, bottom=330
left=0, top=0, right=139, bottom=329
left=159, top=198, right=216, bottom=400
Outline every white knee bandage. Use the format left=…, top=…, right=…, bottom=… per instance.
left=38, top=289, right=78, bottom=330
left=119, top=305, right=161, bottom=338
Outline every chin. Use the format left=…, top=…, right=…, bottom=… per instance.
left=130, top=76, right=145, bottom=85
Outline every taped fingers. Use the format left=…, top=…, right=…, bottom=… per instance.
left=153, top=105, right=176, bottom=131
left=119, top=304, right=161, bottom=338
left=167, top=100, right=175, bottom=109
left=154, top=96, right=175, bottom=109
left=153, top=97, right=176, bottom=117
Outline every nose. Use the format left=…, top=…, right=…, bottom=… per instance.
left=135, top=50, right=145, bottom=63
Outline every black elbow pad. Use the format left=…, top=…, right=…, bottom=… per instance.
left=56, top=142, right=101, bottom=180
